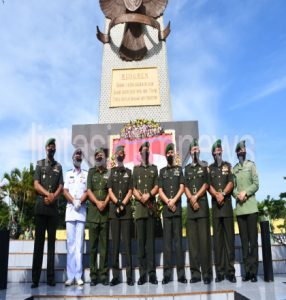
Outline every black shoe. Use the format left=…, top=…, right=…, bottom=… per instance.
left=203, top=278, right=211, bottom=284
left=178, top=276, right=187, bottom=284
left=110, top=278, right=120, bottom=286
left=251, top=275, right=257, bottom=282
left=101, top=279, right=109, bottom=286
left=226, top=275, right=236, bottom=283
left=149, top=275, right=158, bottom=285
left=162, top=277, right=170, bottom=285
left=215, top=275, right=224, bottom=282
left=190, top=277, right=201, bottom=283
left=137, top=276, right=147, bottom=285
left=31, top=282, right=38, bottom=289
left=242, top=273, right=251, bottom=282
left=47, top=280, right=56, bottom=287
left=90, top=280, right=98, bottom=286
left=127, top=278, right=134, bottom=286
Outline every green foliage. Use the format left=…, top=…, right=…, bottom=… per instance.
left=258, top=195, right=286, bottom=219
left=2, top=164, right=36, bottom=230
left=0, top=201, right=9, bottom=229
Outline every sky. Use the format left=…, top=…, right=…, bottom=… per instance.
left=0, top=0, right=285, bottom=201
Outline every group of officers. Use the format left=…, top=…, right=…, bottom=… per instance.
left=30, top=137, right=259, bottom=289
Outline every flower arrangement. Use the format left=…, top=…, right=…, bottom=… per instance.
left=120, top=119, right=164, bottom=140
left=107, top=155, right=117, bottom=169
left=175, top=153, right=181, bottom=166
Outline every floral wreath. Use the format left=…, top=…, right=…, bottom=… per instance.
left=120, top=119, right=164, bottom=140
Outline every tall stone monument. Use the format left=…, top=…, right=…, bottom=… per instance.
left=97, top=0, right=172, bottom=123
left=72, top=0, right=198, bottom=166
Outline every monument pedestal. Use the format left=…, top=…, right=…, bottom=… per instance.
left=72, top=121, right=198, bottom=168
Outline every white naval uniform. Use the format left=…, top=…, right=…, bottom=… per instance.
left=64, top=168, right=88, bottom=281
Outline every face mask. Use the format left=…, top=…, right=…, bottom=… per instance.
left=141, top=151, right=149, bottom=164
left=237, top=152, right=246, bottom=165
left=167, top=155, right=174, bottom=165
left=191, top=151, right=200, bottom=162
left=73, top=158, right=82, bottom=168
left=95, top=156, right=105, bottom=167
left=214, top=153, right=222, bottom=167
left=47, top=149, right=55, bottom=160
left=117, top=155, right=125, bottom=163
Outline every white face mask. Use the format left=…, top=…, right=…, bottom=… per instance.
left=73, top=159, right=82, bottom=168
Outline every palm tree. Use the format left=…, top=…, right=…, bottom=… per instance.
left=3, top=164, right=36, bottom=226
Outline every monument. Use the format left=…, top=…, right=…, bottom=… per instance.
left=72, top=0, right=198, bottom=168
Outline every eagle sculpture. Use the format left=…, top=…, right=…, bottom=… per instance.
left=97, top=0, right=170, bottom=61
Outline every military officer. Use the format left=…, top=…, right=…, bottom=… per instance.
left=233, top=140, right=259, bottom=282
left=108, top=145, right=134, bottom=286
left=158, top=143, right=187, bottom=284
left=63, top=148, right=88, bottom=286
left=31, top=138, right=64, bottom=288
left=86, top=148, right=110, bottom=286
left=133, top=142, right=159, bottom=285
left=208, top=139, right=236, bottom=283
left=184, top=139, right=212, bottom=284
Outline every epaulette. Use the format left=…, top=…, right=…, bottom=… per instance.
left=234, top=162, right=239, bottom=169
left=199, top=160, right=208, bottom=167
left=37, top=159, right=45, bottom=167
left=55, top=161, right=61, bottom=167
left=247, top=159, right=255, bottom=164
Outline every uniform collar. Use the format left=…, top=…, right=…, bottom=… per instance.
left=72, top=167, right=82, bottom=174
left=167, top=164, right=175, bottom=169
left=45, top=158, right=56, bottom=166
left=95, top=166, right=106, bottom=173
left=140, top=163, right=150, bottom=168
left=117, top=165, right=126, bottom=172
left=214, top=160, right=225, bottom=167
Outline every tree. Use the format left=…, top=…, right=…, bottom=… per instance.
left=261, top=177, right=286, bottom=246
left=0, top=187, right=9, bottom=229
left=2, top=164, right=36, bottom=229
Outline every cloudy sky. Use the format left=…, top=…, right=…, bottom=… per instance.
left=0, top=0, right=285, bottom=201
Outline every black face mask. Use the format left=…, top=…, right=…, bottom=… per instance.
left=237, top=152, right=246, bottom=165
left=47, top=149, right=55, bottom=160
left=167, top=155, right=174, bottom=165
left=141, top=151, right=149, bottom=164
left=117, top=155, right=125, bottom=163
left=192, top=151, right=200, bottom=162
left=214, top=153, right=222, bottom=167
left=95, top=156, right=105, bottom=167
